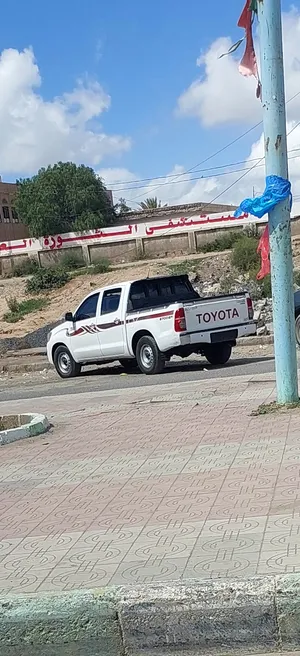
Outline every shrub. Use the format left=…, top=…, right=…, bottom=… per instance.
left=231, top=236, right=259, bottom=273
left=6, top=296, right=19, bottom=313
left=168, top=260, right=192, bottom=276
left=3, top=297, right=48, bottom=323
left=259, top=274, right=272, bottom=299
left=13, top=258, right=40, bottom=277
left=25, top=267, right=69, bottom=294
left=60, top=251, right=85, bottom=270
left=92, top=258, right=111, bottom=274
left=200, top=231, right=242, bottom=253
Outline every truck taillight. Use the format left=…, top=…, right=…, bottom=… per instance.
left=247, top=297, right=254, bottom=320
left=174, top=308, right=186, bottom=332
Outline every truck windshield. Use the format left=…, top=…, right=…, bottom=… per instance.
left=128, top=276, right=199, bottom=311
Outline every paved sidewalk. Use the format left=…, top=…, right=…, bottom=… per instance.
left=0, top=372, right=299, bottom=593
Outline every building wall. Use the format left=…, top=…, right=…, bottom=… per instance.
left=0, top=181, right=28, bottom=242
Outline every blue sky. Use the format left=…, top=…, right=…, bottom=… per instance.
left=1, top=0, right=300, bottom=208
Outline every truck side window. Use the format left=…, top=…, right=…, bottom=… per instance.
left=129, top=281, right=147, bottom=310
left=101, top=288, right=121, bottom=315
left=75, top=293, right=99, bottom=321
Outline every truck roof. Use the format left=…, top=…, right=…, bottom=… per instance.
left=90, top=274, right=189, bottom=295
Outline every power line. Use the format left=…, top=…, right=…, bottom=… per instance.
left=116, top=89, right=300, bottom=203
left=111, top=152, right=300, bottom=194
left=144, top=118, right=300, bottom=213
left=109, top=147, right=300, bottom=189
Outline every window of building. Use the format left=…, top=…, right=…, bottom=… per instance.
left=11, top=208, right=19, bottom=223
left=2, top=206, right=10, bottom=223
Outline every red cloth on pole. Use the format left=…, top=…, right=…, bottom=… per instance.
left=257, top=225, right=270, bottom=279
left=238, top=0, right=258, bottom=78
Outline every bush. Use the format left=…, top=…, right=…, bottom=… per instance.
left=60, top=251, right=85, bottom=270
left=92, top=258, right=111, bottom=274
left=200, top=231, right=242, bottom=253
left=13, top=258, right=40, bottom=277
left=3, top=297, right=48, bottom=323
left=231, top=236, right=259, bottom=273
left=259, top=274, right=272, bottom=298
left=6, top=296, right=19, bottom=313
left=25, top=267, right=69, bottom=294
left=168, top=260, right=192, bottom=276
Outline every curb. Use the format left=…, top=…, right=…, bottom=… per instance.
left=0, top=413, right=50, bottom=445
left=1, top=575, right=300, bottom=655
left=0, top=360, right=51, bottom=374
left=237, top=334, right=274, bottom=346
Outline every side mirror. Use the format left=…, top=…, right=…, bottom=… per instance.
left=65, top=312, right=74, bottom=323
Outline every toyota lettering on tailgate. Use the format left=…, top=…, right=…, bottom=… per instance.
left=196, top=308, right=239, bottom=324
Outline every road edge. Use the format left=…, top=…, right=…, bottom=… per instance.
left=1, top=575, right=300, bottom=655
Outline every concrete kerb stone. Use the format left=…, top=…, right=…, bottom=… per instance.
left=237, top=334, right=274, bottom=346
left=0, top=589, right=122, bottom=656
left=2, top=575, right=300, bottom=655
left=0, top=413, right=50, bottom=445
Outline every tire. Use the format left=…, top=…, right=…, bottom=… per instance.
left=119, top=358, right=138, bottom=373
left=136, top=335, right=165, bottom=375
left=204, top=343, right=232, bottom=366
left=295, top=314, right=300, bottom=347
left=53, top=345, right=82, bottom=378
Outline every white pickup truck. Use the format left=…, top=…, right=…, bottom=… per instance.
left=47, top=274, right=256, bottom=378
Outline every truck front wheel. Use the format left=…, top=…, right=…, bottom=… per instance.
left=53, top=345, right=82, bottom=378
left=136, top=336, right=165, bottom=375
left=204, top=343, right=232, bottom=366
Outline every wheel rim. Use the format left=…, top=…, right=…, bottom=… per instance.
left=296, top=316, right=300, bottom=346
left=140, top=344, right=154, bottom=369
left=58, top=351, right=72, bottom=375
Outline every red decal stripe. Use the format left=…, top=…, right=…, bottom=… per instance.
left=126, top=310, right=173, bottom=324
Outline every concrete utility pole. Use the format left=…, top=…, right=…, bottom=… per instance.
left=257, top=0, right=298, bottom=403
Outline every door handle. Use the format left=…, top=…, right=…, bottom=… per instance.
left=114, top=318, right=121, bottom=324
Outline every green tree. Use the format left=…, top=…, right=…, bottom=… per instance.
left=114, top=197, right=132, bottom=215
left=15, top=162, right=116, bottom=237
left=138, top=197, right=167, bottom=210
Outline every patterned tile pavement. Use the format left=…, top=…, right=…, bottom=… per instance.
left=1, top=373, right=300, bottom=593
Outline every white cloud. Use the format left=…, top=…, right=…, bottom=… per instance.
left=177, top=8, right=300, bottom=127
left=0, top=47, right=131, bottom=175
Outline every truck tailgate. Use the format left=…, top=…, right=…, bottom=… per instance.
left=184, top=294, right=250, bottom=334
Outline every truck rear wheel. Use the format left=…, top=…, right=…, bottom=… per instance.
left=53, top=345, right=81, bottom=378
left=204, top=343, right=232, bottom=366
left=136, top=336, right=165, bottom=375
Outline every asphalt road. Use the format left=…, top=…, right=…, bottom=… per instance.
left=0, top=351, right=279, bottom=402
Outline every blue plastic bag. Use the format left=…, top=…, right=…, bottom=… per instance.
left=234, top=175, right=292, bottom=219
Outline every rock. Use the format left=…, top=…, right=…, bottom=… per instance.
left=257, top=325, right=267, bottom=336
left=201, top=282, right=221, bottom=297
left=266, top=322, right=274, bottom=334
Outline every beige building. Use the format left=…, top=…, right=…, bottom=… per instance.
left=116, top=201, right=237, bottom=225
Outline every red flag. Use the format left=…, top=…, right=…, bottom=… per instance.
left=257, top=226, right=270, bottom=279
left=238, top=0, right=258, bottom=78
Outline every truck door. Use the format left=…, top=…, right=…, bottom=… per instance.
left=97, top=287, right=126, bottom=357
left=69, top=292, right=102, bottom=361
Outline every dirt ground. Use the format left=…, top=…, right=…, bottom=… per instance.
left=0, top=252, right=230, bottom=339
